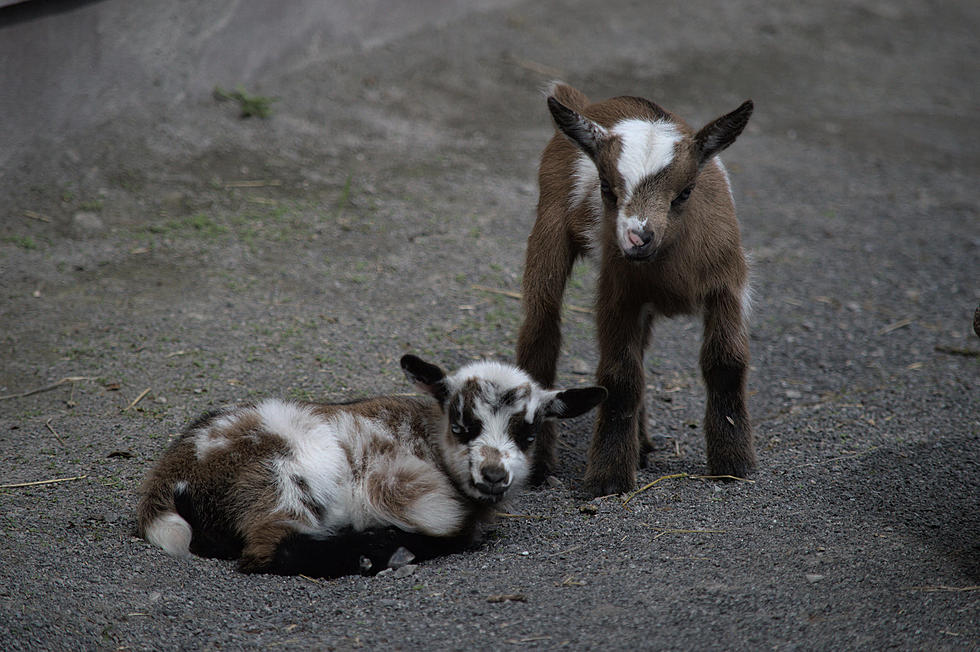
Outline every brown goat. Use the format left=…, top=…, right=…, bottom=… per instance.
left=516, top=83, right=756, bottom=495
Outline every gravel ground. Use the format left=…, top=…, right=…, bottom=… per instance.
left=1, top=0, right=977, bottom=649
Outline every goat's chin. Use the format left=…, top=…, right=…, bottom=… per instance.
left=464, top=484, right=513, bottom=505
left=623, top=248, right=657, bottom=262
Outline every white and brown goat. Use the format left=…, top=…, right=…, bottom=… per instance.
left=516, top=83, right=756, bottom=495
left=137, top=354, right=605, bottom=576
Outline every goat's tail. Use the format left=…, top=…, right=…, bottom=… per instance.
left=544, top=81, right=590, bottom=113
left=137, top=472, right=193, bottom=558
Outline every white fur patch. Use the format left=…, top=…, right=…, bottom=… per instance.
left=194, top=432, right=230, bottom=460
left=397, top=469, right=465, bottom=537
left=570, top=154, right=604, bottom=252
left=448, top=360, right=533, bottom=396
left=258, top=400, right=347, bottom=527
left=611, top=119, right=682, bottom=203
left=144, top=512, right=193, bottom=557
left=714, top=157, right=734, bottom=203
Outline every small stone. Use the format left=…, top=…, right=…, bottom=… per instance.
left=392, top=564, right=417, bottom=579
left=358, top=556, right=373, bottom=574
left=569, top=358, right=592, bottom=375
left=387, top=546, right=415, bottom=570
left=579, top=503, right=598, bottom=515
left=805, top=574, right=824, bottom=583
left=545, top=475, right=563, bottom=489
left=785, top=389, right=802, bottom=399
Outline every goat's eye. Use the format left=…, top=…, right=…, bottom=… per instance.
left=600, top=180, right=617, bottom=203
left=451, top=423, right=465, bottom=435
left=672, top=185, right=694, bottom=207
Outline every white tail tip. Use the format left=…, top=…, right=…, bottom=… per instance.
left=144, top=512, right=193, bottom=557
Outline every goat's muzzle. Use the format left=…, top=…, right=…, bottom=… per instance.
left=624, top=229, right=657, bottom=261
left=475, top=464, right=511, bottom=501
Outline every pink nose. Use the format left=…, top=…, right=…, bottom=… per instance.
left=628, top=230, right=651, bottom=248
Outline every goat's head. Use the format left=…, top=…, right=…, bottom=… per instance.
left=549, top=89, right=753, bottom=261
left=401, top=354, right=605, bottom=503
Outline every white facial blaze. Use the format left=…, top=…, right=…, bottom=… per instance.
left=611, top=119, right=682, bottom=252
left=469, top=396, right=522, bottom=489
left=444, top=363, right=543, bottom=497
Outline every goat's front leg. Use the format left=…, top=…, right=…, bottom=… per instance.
left=516, top=218, right=576, bottom=484
left=700, top=288, right=756, bottom=478
left=238, top=516, right=295, bottom=574
left=585, top=290, right=646, bottom=496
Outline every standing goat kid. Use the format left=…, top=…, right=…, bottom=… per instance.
left=516, top=83, right=755, bottom=495
left=138, top=354, right=605, bottom=577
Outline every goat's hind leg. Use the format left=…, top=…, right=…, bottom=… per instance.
left=700, top=288, right=756, bottom=478
left=636, top=310, right=656, bottom=468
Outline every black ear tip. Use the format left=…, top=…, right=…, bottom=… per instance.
left=547, top=95, right=571, bottom=117
left=400, top=354, right=421, bottom=371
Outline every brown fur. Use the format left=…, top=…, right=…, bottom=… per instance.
left=517, top=84, right=757, bottom=495
left=137, top=355, right=605, bottom=575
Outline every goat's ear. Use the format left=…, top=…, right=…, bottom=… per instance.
left=400, top=355, right=448, bottom=404
left=694, top=100, right=753, bottom=165
left=542, top=386, right=607, bottom=420
left=548, top=96, right=607, bottom=160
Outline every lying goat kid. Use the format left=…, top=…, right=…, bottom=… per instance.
left=137, top=355, right=605, bottom=576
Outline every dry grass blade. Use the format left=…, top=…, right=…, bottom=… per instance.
left=879, top=317, right=915, bottom=335
left=224, top=179, right=282, bottom=189
left=907, top=585, right=980, bottom=592
left=470, top=285, right=592, bottom=314
left=0, top=376, right=96, bottom=401
left=934, top=345, right=979, bottom=358
left=23, top=210, right=52, bottom=222
left=689, top=474, right=755, bottom=483
left=789, top=446, right=879, bottom=469
left=124, top=387, right=152, bottom=411
left=622, top=473, right=690, bottom=507
left=45, top=418, right=66, bottom=447
left=488, top=593, right=527, bottom=603
left=651, top=528, right=726, bottom=540
left=1, top=475, right=88, bottom=489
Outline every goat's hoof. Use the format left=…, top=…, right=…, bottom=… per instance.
left=583, top=470, right=636, bottom=497
left=529, top=463, right=555, bottom=487
left=237, top=556, right=271, bottom=575
left=708, top=458, right=756, bottom=480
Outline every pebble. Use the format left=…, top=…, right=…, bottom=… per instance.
left=393, top=564, right=417, bottom=579
left=805, top=574, right=824, bottom=583
left=387, top=547, right=415, bottom=570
